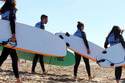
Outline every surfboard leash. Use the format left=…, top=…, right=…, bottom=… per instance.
left=0, top=41, right=8, bottom=46
left=0, top=38, right=17, bottom=48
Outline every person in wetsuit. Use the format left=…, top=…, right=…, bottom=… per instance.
left=73, top=21, right=94, bottom=80
left=31, top=14, right=48, bottom=74
left=104, top=26, right=125, bottom=83
left=0, top=0, right=21, bottom=83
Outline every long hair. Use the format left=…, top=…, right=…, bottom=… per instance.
left=106, top=26, right=124, bottom=40
left=0, top=0, right=17, bottom=14
left=77, top=21, right=84, bottom=30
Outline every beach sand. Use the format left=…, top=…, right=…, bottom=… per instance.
left=0, top=57, right=125, bottom=83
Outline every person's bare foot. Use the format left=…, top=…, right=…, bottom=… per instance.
left=116, top=80, right=120, bottom=83
left=43, top=71, right=48, bottom=74
left=73, top=76, right=79, bottom=79
left=31, top=71, right=36, bottom=74
left=16, top=78, right=22, bottom=83
left=0, top=68, right=3, bottom=71
left=21, top=61, right=26, bottom=64
left=89, top=76, right=95, bottom=80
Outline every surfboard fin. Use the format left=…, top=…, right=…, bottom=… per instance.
left=65, top=32, right=70, bottom=37
left=110, top=63, right=114, bottom=66
left=97, top=59, right=105, bottom=63
left=59, top=35, right=64, bottom=39
left=66, top=42, right=70, bottom=47
left=102, top=50, right=107, bottom=54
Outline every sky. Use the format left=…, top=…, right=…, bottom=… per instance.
left=0, top=0, right=125, bottom=47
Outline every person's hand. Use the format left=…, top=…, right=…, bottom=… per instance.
left=87, top=49, right=91, bottom=55
left=11, top=34, right=16, bottom=42
left=11, top=37, right=16, bottom=42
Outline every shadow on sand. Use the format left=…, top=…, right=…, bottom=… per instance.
left=1, top=70, right=99, bottom=83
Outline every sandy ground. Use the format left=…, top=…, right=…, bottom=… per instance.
left=0, top=57, right=125, bottom=83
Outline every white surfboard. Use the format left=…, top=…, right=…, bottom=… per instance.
left=56, top=32, right=104, bottom=61
left=0, top=20, right=67, bottom=57
left=96, top=43, right=125, bottom=68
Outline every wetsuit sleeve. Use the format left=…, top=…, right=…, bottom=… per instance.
left=9, top=11, right=16, bottom=34
left=104, top=39, right=109, bottom=49
left=82, top=32, right=89, bottom=49
left=119, top=35, right=125, bottom=49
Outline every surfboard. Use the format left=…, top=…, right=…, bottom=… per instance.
left=0, top=20, right=67, bottom=57
left=16, top=50, right=75, bottom=66
left=0, top=47, right=75, bottom=66
left=55, top=32, right=104, bottom=62
left=96, top=43, right=125, bottom=68
left=0, top=46, right=2, bottom=51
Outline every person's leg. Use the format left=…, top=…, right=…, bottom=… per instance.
left=82, top=57, right=94, bottom=79
left=74, top=53, right=81, bottom=79
left=24, top=60, right=26, bottom=63
left=82, top=57, right=91, bottom=77
left=39, top=55, right=46, bottom=72
left=10, top=49, right=19, bottom=79
left=18, top=58, right=20, bottom=63
left=115, top=67, right=122, bottom=83
left=0, top=47, right=10, bottom=67
left=32, top=54, right=39, bottom=72
left=6, top=48, right=21, bottom=83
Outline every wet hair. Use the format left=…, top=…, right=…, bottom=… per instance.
left=77, top=21, right=84, bottom=30
left=41, top=14, right=48, bottom=21
left=106, top=25, right=124, bottom=40
left=0, top=0, right=17, bottom=14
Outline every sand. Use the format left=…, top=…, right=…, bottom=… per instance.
left=0, top=57, right=125, bottom=83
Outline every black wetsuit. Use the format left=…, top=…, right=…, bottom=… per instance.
left=104, top=34, right=125, bottom=80
left=32, top=22, right=45, bottom=72
left=32, top=54, right=45, bottom=72
left=0, top=9, right=19, bottom=78
left=74, top=30, right=91, bottom=77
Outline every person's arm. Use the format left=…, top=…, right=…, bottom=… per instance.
left=9, top=10, right=16, bottom=42
left=120, top=35, right=125, bottom=49
left=82, top=32, right=90, bottom=54
left=83, top=37, right=89, bottom=49
left=104, top=39, right=109, bottom=49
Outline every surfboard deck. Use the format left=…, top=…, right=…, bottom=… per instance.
left=56, top=32, right=104, bottom=62
left=96, top=43, right=125, bottom=68
left=0, top=20, right=67, bottom=57
left=16, top=50, right=75, bottom=66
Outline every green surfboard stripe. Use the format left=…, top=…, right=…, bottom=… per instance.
left=0, top=47, right=3, bottom=51
left=43, top=51, right=75, bottom=66
left=0, top=47, right=75, bottom=66
left=17, top=50, right=75, bottom=66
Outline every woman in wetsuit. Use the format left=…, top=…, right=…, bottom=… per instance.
left=73, top=21, right=94, bottom=80
left=104, top=26, right=125, bottom=83
left=0, top=0, right=21, bottom=83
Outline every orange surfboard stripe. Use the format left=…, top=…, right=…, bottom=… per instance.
left=67, top=47, right=97, bottom=62
left=3, top=45, right=66, bottom=57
